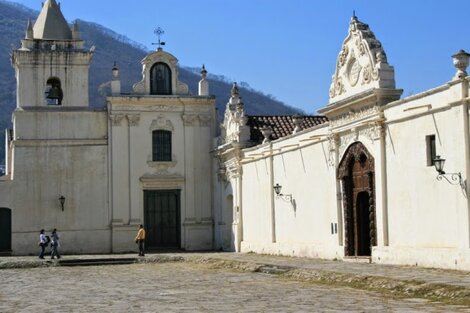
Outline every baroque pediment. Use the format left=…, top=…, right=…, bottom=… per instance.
left=132, top=48, right=189, bottom=95
left=329, top=16, right=396, bottom=103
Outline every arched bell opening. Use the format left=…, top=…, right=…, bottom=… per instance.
left=45, top=77, right=63, bottom=105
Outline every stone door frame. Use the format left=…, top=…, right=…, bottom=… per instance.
left=338, top=142, right=377, bottom=257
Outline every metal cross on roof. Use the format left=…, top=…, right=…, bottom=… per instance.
left=152, top=27, right=166, bottom=49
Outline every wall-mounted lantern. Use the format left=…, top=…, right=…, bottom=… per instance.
left=273, top=183, right=292, bottom=202
left=58, top=195, right=66, bottom=211
left=433, top=155, right=464, bottom=189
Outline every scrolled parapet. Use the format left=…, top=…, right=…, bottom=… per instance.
left=329, top=15, right=396, bottom=103
left=132, top=80, right=145, bottom=94
left=176, top=81, right=189, bottom=95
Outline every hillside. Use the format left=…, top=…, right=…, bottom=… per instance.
left=0, top=0, right=301, bottom=164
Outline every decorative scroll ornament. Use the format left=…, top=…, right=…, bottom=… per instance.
left=347, top=57, right=362, bottom=86
left=355, top=39, right=365, bottom=56
left=150, top=115, right=174, bottom=132
left=329, top=105, right=381, bottom=128
left=338, top=46, right=349, bottom=67
left=219, top=83, right=250, bottom=144
left=328, top=15, right=395, bottom=102
left=362, top=64, right=372, bottom=84
left=327, top=133, right=339, bottom=167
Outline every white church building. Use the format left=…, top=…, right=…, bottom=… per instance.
left=0, top=0, right=215, bottom=255
left=1, top=0, right=470, bottom=271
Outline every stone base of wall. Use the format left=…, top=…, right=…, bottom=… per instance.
left=373, top=246, right=470, bottom=270
left=184, top=224, right=213, bottom=251
left=241, top=241, right=344, bottom=260
left=112, top=225, right=139, bottom=253
left=12, top=229, right=111, bottom=256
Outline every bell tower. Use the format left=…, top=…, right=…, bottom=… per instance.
left=11, top=0, right=93, bottom=108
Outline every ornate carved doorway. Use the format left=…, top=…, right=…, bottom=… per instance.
left=338, top=142, right=377, bottom=257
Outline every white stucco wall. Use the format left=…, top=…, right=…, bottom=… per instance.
left=373, top=80, right=470, bottom=269
left=239, top=126, right=344, bottom=259
left=109, top=96, right=215, bottom=252
left=220, top=77, right=470, bottom=270
left=7, top=110, right=109, bottom=255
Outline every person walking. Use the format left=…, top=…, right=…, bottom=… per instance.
left=135, top=224, right=146, bottom=256
left=50, top=228, right=61, bottom=259
left=38, top=229, right=47, bottom=259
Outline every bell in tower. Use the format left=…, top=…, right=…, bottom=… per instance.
left=12, top=0, right=93, bottom=108
left=45, top=78, right=63, bottom=105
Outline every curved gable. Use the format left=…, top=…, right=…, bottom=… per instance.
left=132, top=49, right=189, bottom=95
left=329, top=16, right=396, bottom=103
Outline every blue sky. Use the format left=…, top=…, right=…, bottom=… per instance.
left=12, top=0, right=470, bottom=114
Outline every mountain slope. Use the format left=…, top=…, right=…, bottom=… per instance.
left=0, top=0, right=301, bottom=164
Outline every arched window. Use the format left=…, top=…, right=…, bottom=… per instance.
left=150, top=62, right=172, bottom=95
left=45, top=77, right=63, bottom=105
left=152, top=130, right=172, bottom=161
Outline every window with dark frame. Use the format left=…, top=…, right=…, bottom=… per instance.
left=152, top=130, right=172, bottom=161
left=426, top=134, right=436, bottom=166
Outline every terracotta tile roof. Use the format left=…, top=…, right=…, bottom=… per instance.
left=247, top=115, right=328, bottom=144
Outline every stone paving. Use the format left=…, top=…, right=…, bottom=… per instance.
left=1, top=262, right=470, bottom=312
left=2, top=252, right=470, bottom=311
left=199, top=253, right=470, bottom=288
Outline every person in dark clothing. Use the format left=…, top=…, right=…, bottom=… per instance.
left=50, top=228, right=61, bottom=259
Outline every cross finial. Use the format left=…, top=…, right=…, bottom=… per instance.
left=152, top=27, right=166, bottom=50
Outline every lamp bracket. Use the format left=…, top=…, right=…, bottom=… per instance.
left=436, top=172, right=467, bottom=198
left=437, top=172, right=463, bottom=186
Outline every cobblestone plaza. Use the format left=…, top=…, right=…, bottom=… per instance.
left=2, top=261, right=470, bottom=312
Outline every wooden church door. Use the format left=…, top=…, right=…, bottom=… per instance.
left=144, top=190, right=181, bottom=249
left=339, top=142, right=377, bottom=257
